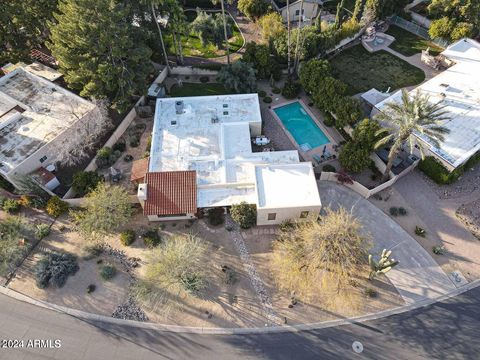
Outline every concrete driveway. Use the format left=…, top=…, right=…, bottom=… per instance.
left=318, top=182, right=455, bottom=304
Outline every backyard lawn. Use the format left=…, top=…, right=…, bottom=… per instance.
left=165, top=10, right=244, bottom=58
left=330, top=45, right=426, bottom=95
left=386, top=25, right=443, bottom=57
left=169, top=82, right=232, bottom=97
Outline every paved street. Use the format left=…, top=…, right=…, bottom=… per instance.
left=318, top=182, right=455, bottom=304
left=0, top=285, right=479, bottom=359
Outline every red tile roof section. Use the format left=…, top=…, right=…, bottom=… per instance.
left=130, top=157, right=149, bottom=182
left=143, top=171, right=197, bottom=216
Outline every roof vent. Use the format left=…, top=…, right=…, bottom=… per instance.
left=211, top=115, right=219, bottom=123
left=138, top=183, right=147, bottom=201
left=175, top=100, right=184, bottom=114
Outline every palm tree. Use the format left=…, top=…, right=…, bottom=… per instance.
left=211, top=0, right=232, bottom=64
left=286, top=0, right=291, bottom=77
left=374, top=89, right=451, bottom=181
left=293, top=0, right=305, bottom=74
left=143, top=0, right=170, bottom=71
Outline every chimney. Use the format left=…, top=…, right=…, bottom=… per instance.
left=175, top=100, right=184, bottom=114
left=138, top=183, right=147, bottom=203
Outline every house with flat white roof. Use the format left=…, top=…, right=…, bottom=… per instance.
left=138, top=94, right=322, bottom=224
left=373, top=38, right=480, bottom=171
left=0, top=67, right=97, bottom=190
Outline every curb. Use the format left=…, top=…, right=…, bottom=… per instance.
left=2, top=280, right=479, bottom=335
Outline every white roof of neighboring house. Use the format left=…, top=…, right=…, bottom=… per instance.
left=255, top=163, right=321, bottom=209
left=150, top=94, right=319, bottom=208
left=0, top=67, right=95, bottom=172
left=375, top=38, right=480, bottom=169
left=361, top=88, right=392, bottom=106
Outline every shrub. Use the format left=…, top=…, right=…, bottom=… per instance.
left=0, top=196, right=5, bottom=207
left=432, top=245, right=446, bottom=255
left=199, top=76, right=209, bottom=83
left=35, top=224, right=51, bottom=240
left=238, top=0, right=269, bottom=20
left=46, top=196, right=69, bottom=218
left=0, top=176, right=15, bottom=192
left=415, top=226, right=426, bottom=237
left=389, top=207, right=399, bottom=216
left=322, top=164, right=336, bottom=172
left=2, top=199, right=20, bottom=213
left=84, top=243, right=104, bottom=259
left=207, top=207, right=225, bottom=226
left=143, top=229, right=162, bottom=248
left=35, top=252, right=79, bottom=289
left=258, top=90, right=267, bottom=98
left=99, top=264, right=117, bottom=281
left=97, top=146, right=112, bottom=159
left=364, top=288, right=378, bottom=298
left=339, top=142, right=371, bottom=173
left=279, top=219, right=295, bottom=233
left=87, top=284, right=96, bottom=293
left=18, top=195, right=32, bottom=208
left=112, top=141, right=126, bottom=153
left=72, top=171, right=103, bottom=197
left=323, top=112, right=335, bottom=127
left=263, top=96, right=272, bottom=103
left=230, top=202, right=256, bottom=229
left=418, top=157, right=461, bottom=184
left=31, top=197, right=47, bottom=209
left=123, top=154, right=134, bottom=162
left=221, top=265, right=237, bottom=285
left=281, top=80, right=301, bottom=99
left=398, top=207, right=407, bottom=216
left=120, top=230, right=136, bottom=246
left=272, top=87, right=281, bottom=94
left=129, top=137, right=140, bottom=148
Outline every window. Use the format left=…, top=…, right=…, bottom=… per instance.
left=171, top=120, right=177, bottom=125
left=295, top=9, right=304, bottom=15
left=223, top=111, right=229, bottom=115
left=39, top=156, right=47, bottom=163
left=300, top=211, right=309, bottom=219
left=223, top=104, right=228, bottom=108
left=268, top=213, right=276, bottom=221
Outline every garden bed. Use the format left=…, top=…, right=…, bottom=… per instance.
left=386, top=25, right=443, bottom=57
left=330, top=45, right=425, bottom=95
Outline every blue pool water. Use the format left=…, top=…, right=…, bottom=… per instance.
left=273, top=102, right=330, bottom=150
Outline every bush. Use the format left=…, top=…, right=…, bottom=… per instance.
left=432, top=245, right=446, bottom=255
left=398, top=207, right=407, bottom=216
left=0, top=176, right=15, bottom=192
left=338, top=142, right=371, bottom=173
left=207, top=207, right=225, bottom=226
left=323, top=112, right=335, bottom=127
left=46, top=196, right=69, bottom=218
left=258, top=90, right=267, bottom=98
left=263, top=96, right=272, bottom=103
left=99, top=264, right=117, bottom=281
left=238, top=0, right=269, bottom=20
left=272, top=87, right=281, bottom=94
left=87, top=284, right=96, bottom=293
left=322, top=164, right=336, bottom=172
left=112, top=141, right=126, bottom=153
left=84, top=243, right=104, bottom=259
left=97, top=146, right=112, bottom=159
left=279, top=219, right=295, bottom=233
left=72, top=171, right=103, bottom=197
left=120, top=230, right=136, bottom=246
left=281, top=80, right=301, bottom=99
left=35, top=252, right=79, bottom=289
left=364, top=288, right=378, bottom=298
left=415, top=226, right=426, bottom=237
left=123, top=154, right=134, bottom=162
left=18, top=195, right=32, bottom=208
left=389, top=207, right=399, bottom=216
left=221, top=265, right=237, bottom=285
left=199, top=76, right=209, bottom=83
left=418, top=157, right=461, bottom=184
left=31, top=197, right=47, bottom=209
left=143, top=229, right=162, bottom=248
left=230, top=202, right=256, bottom=229
left=2, top=199, right=20, bottom=213
left=35, top=224, right=51, bottom=240
left=129, top=137, right=140, bottom=148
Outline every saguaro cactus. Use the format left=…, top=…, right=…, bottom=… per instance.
left=369, top=249, right=399, bottom=280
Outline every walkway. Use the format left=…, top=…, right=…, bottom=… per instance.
left=318, top=182, right=455, bottom=304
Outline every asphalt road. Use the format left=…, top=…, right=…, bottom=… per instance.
left=1, top=286, right=480, bottom=360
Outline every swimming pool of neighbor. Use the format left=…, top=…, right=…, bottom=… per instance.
left=273, top=101, right=330, bottom=151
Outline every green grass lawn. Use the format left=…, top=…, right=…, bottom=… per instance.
left=169, top=82, right=232, bottom=97
left=330, top=45, right=426, bottom=95
left=386, top=25, right=443, bottom=57
left=165, top=11, right=244, bottom=59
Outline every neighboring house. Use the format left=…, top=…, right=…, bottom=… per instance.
left=372, top=38, right=480, bottom=172
left=271, top=0, right=323, bottom=23
left=138, top=94, right=322, bottom=224
left=0, top=67, right=97, bottom=191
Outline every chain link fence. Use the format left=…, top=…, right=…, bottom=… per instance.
left=389, top=15, right=450, bottom=49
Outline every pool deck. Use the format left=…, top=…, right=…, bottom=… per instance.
left=269, top=99, right=341, bottom=165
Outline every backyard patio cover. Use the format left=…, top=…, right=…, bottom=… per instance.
left=143, top=171, right=197, bottom=216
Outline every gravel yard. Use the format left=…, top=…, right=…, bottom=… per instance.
left=457, top=199, right=480, bottom=240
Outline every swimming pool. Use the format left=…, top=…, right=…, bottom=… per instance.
left=273, top=101, right=330, bottom=150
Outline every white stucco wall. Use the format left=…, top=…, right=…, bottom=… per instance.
left=256, top=205, right=321, bottom=226
left=281, top=2, right=318, bottom=22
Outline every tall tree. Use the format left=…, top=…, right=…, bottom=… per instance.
left=48, top=0, right=152, bottom=111
left=217, top=61, right=256, bottom=93
left=293, top=0, right=305, bottom=73
left=374, top=89, right=450, bottom=181
left=352, top=0, right=364, bottom=21
left=212, top=0, right=233, bottom=64
left=0, top=0, right=58, bottom=64
left=142, top=0, right=171, bottom=70
left=167, top=0, right=187, bottom=65
left=287, top=0, right=291, bottom=77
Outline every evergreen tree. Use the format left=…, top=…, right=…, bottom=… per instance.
left=0, top=0, right=58, bottom=64
left=48, top=0, right=152, bottom=111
